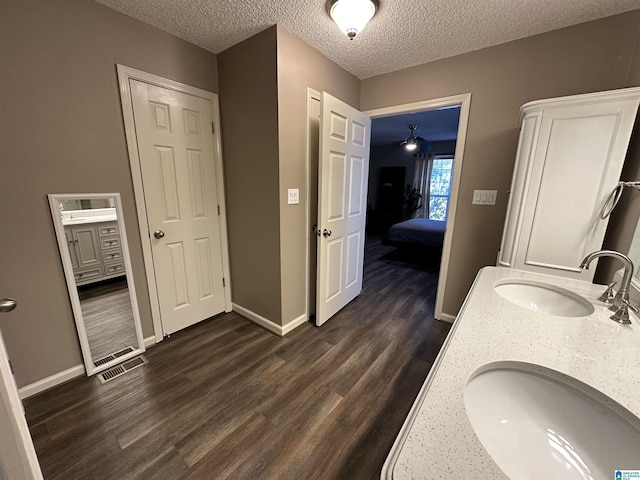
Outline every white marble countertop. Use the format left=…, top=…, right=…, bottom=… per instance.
left=61, top=215, right=117, bottom=226
left=382, top=266, right=640, bottom=479
left=61, top=208, right=117, bottom=226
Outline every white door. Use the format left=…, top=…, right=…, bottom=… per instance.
left=316, top=92, right=371, bottom=326
left=130, top=81, right=227, bottom=335
left=0, top=299, right=43, bottom=479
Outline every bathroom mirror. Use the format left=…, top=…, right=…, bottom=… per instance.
left=628, top=220, right=640, bottom=278
left=619, top=220, right=640, bottom=307
left=48, top=193, right=145, bottom=376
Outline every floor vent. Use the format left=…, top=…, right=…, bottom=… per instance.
left=98, top=355, right=147, bottom=384
left=93, top=346, right=135, bottom=367
left=113, top=346, right=134, bottom=358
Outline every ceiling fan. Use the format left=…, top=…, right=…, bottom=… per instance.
left=400, top=125, right=429, bottom=151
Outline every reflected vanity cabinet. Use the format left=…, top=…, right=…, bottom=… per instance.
left=498, top=87, right=640, bottom=281
left=64, top=221, right=125, bottom=285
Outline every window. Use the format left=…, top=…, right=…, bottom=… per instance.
left=428, top=156, right=454, bottom=221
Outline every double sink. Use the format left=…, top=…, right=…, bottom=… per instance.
left=465, top=278, right=640, bottom=479
left=383, top=268, right=640, bottom=479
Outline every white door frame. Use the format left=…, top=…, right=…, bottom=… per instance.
left=117, top=65, right=232, bottom=342
left=305, top=88, right=321, bottom=322
left=0, top=324, right=43, bottom=479
left=364, top=93, right=472, bottom=323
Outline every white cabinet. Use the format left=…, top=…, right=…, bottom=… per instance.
left=65, top=224, right=103, bottom=285
left=499, top=87, right=640, bottom=280
left=64, top=221, right=125, bottom=286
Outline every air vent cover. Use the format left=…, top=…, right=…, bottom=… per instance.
left=93, top=346, right=135, bottom=367
left=98, top=355, right=147, bottom=383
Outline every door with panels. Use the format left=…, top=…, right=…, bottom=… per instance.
left=130, top=80, right=227, bottom=335
left=316, top=92, right=371, bottom=326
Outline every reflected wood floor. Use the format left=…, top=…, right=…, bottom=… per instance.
left=25, top=236, right=451, bottom=480
left=78, top=278, right=138, bottom=360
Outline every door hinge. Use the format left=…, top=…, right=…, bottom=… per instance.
left=8, top=360, right=14, bottom=375
left=211, top=121, right=215, bottom=134
left=222, top=278, right=226, bottom=287
left=217, top=205, right=221, bottom=216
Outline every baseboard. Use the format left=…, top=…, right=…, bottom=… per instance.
left=436, top=312, right=456, bottom=324
left=19, top=336, right=157, bottom=399
left=282, top=314, right=308, bottom=335
left=232, top=304, right=308, bottom=336
left=18, top=364, right=85, bottom=399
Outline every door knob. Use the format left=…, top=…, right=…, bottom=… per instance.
left=153, top=230, right=165, bottom=239
left=322, top=229, right=332, bottom=238
left=0, top=298, right=17, bottom=313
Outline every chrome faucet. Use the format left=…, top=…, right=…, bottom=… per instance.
left=579, top=250, right=636, bottom=324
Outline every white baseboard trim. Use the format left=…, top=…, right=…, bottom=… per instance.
left=18, top=364, right=85, bottom=400
left=233, top=303, right=283, bottom=336
left=436, top=312, right=456, bottom=324
left=232, top=304, right=308, bottom=336
left=282, top=313, right=308, bottom=335
left=19, top=336, right=157, bottom=399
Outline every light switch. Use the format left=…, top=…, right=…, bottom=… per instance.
left=473, top=190, right=497, bottom=205
left=288, top=188, right=299, bottom=205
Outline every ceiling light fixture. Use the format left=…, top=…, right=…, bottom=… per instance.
left=402, top=125, right=419, bottom=151
left=327, top=0, right=377, bottom=40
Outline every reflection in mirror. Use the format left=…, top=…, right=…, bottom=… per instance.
left=628, top=221, right=640, bottom=278
left=48, top=193, right=145, bottom=376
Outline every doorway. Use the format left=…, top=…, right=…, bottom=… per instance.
left=306, top=92, right=471, bottom=323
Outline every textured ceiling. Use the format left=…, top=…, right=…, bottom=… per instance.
left=93, top=0, right=640, bottom=79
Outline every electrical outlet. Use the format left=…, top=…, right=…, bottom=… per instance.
left=472, top=190, right=497, bottom=205
left=288, top=188, right=299, bottom=205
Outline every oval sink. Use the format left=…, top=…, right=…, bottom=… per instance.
left=464, top=364, right=640, bottom=479
left=494, top=279, right=594, bottom=317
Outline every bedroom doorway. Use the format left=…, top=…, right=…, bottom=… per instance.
left=306, top=89, right=471, bottom=322
left=364, top=94, right=471, bottom=322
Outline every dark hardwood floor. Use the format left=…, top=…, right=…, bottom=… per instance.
left=25, top=236, right=451, bottom=480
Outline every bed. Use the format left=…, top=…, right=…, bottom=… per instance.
left=382, top=218, right=446, bottom=249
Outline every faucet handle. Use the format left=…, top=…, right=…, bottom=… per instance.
left=610, top=299, right=637, bottom=325
left=623, top=298, right=639, bottom=314
left=598, top=281, right=617, bottom=304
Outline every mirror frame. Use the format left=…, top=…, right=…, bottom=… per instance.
left=48, top=193, right=145, bottom=376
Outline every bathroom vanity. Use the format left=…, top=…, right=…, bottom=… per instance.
left=382, top=267, right=640, bottom=479
left=61, top=209, right=125, bottom=286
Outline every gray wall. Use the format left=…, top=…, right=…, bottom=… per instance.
left=218, top=27, right=283, bottom=323
left=361, top=10, right=640, bottom=317
left=0, top=0, right=218, bottom=387
left=276, top=27, right=361, bottom=325
left=218, top=26, right=360, bottom=327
